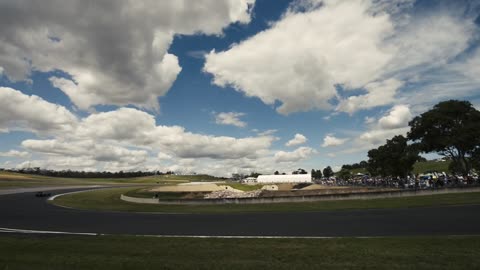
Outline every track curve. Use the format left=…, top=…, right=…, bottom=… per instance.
left=1, top=187, right=480, bottom=237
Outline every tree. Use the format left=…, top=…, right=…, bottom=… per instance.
left=337, top=168, right=352, bottom=180
left=323, top=166, right=334, bottom=178
left=311, top=169, right=322, bottom=179
left=408, top=100, right=480, bottom=176
left=249, top=172, right=261, bottom=178
left=367, top=135, right=420, bottom=178
left=274, top=171, right=280, bottom=175
left=471, top=147, right=480, bottom=173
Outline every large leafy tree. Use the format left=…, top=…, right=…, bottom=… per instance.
left=408, top=100, right=480, bottom=176
left=472, top=147, right=480, bottom=173
left=367, top=135, right=420, bottom=178
left=323, top=166, right=334, bottom=178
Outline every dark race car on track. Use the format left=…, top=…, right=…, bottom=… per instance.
left=35, top=192, right=51, bottom=198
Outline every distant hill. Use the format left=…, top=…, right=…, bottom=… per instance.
left=412, top=160, right=451, bottom=174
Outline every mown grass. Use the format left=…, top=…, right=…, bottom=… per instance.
left=413, top=160, right=451, bottom=174
left=0, top=235, right=479, bottom=270
left=123, top=188, right=201, bottom=200
left=0, top=171, right=219, bottom=189
left=225, top=182, right=263, bottom=191
left=341, top=160, right=452, bottom=177
left=51, top=186, right=480, bottom=214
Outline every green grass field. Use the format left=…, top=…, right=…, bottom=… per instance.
left=341, top=160, right=452, bottom=176
left=0, top=171, right=221, bottom=189
left=413, top=160, right=451, bottom=174
left=0, top=235, right=479, bottom=270
left=225, top=182, right=263, bottom=191
left=51, top=186, right=480, bottom=213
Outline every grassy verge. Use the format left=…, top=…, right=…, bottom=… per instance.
left=225, top=182, right=263, bottom=191
left=123, top=188, right=206, bottom=200
left=0, top=235, right=479, bottom=270
left=413, top=160, right=451, bottom=174
left=0, top=171, right=195, bottom=189
left=51, top=187, right=480, bottom=213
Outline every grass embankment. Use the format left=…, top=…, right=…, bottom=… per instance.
left=343, top=160, right=452, bottom=176
left=413, top=160, right=451, bottom=174
left=0, top=235, right=479, bottom=270
left=0, top=171, right=216, bottom=189
left=51, top=187, right=480, bottom=214
left=224, top=182, right=263, bottom=191
left=123, top=188, right=205, bottom=200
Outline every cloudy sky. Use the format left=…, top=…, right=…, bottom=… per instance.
left=0, top=0, right=479, bottom=176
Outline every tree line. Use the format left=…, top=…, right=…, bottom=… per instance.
left=8, top=168, right=174, bottom=178
left=366, top=100, right=480, bottom=178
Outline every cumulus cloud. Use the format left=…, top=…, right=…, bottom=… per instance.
left=321, top=134, right=348, bottom=147
left=0, top=91, right=277, bottom=172
left=0, top=87, right=77, bottom=134
left=22, top=139, right=148, bottom=164
left=356, top=105, right=411, bottom=147
left=214, top=112, right=247, bottom=128
left=76, top=108, right=156, bottom=143
left=0, top=150, right=30, bottom=158
left=0, top=0, right=255, bottom=110
left=205, top=0, right=394, bottom=114
left=331, top=104, right=413, bottom=155
left=378, top=105, right=412, bottom=129
left=204, top=0, right=479, bottom=115
left=285, top=133, right=307, bottom=147
left=0, top=85, right=288, bottom=173
left=274, top=146, right=316, bottom=163
left=336, top=79, right=404, bottom=114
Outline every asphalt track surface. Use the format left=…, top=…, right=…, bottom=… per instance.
left=1, top=187, right=480, bottom=237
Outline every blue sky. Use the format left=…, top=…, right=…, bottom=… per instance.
left=0, top=0, right=479, bottom=176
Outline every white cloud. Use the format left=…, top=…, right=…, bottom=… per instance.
left=157, top=152, right=172, bottom=161
left=204, top=0, right=479, bottom=115
left=378, top=104, right=412, bottom=129
left=350, top=105, right=412, bottom=151
left=204, top=0, right=394, bottom=115
left=321, top=135, right=348, bottom=147
left=274, top=146, right=316, bottom=163
left=336, top=79, right=404, bottom=114
left=3, top=100, right=277, bottom=172
left=21, top=139, right=148, bottom=165
left=0, top=0, right=255, bottom=110
left=257, top=129, right=278, bottom=136
left=365, top=116, right=376, bottom=124
left=285, top=133, right=307, bottom=147
left=0, top=87, right=77, bottom=134
left=76, top=108, right=156, bottom=143
left=17, top=157, right=97, bottom=171
left=358, top=127, right=410, bottom=146
left=214, top=112, right=247, bottom=128
left=0, top=150, right=30, bottom=158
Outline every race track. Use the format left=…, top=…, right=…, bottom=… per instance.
left=1, top=187, right=480, bottom=237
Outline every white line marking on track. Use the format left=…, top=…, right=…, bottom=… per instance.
left=0, top=227, right=98, bottom=236
left=2, top=227, right=478, bottom=239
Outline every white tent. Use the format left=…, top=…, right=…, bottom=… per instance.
left=256, top=174, right=312, bottom=183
